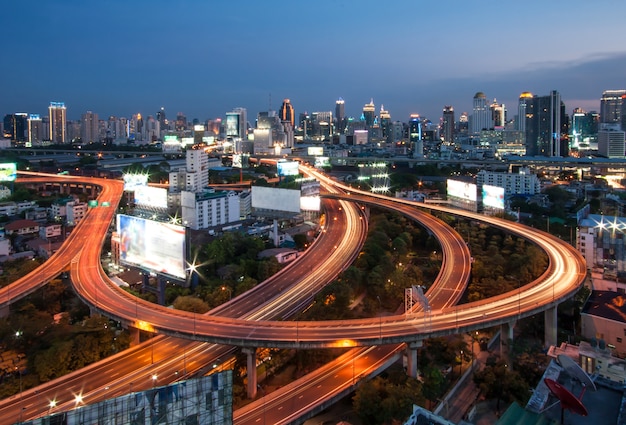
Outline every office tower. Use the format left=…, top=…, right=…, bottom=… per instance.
left=622, top=94, right=626, bottom=131
left=28, top=114, right=43, bottom=144
left=379, top=105, right=392, bottom=142
left=525, top=90, right=567, bottom=157
left=409, top=114, right=423, bottom=158
left=226, top=107, right=247, bottom=140
left=597, top=126, right=625, bottom=158
left=279, top=99, right=295, bottom=127
left=490, top=99, right=506, bottom=128
left=600, top=90, right=626, bottom=124
left=175, top=112, right=187, bottom=131
left=457, top=112, right=469, bottom=137
left=363, top=99, right=375, bottom=127
left=517, top=92, right=533, bottom=132
left=442, top=106, right=455, bottom=143
left=145, top=116, right=160, bottom=141
left=130, top=113, right=143, bottom=141
left=3, top=113, right=28, bottom=142
left=335, top=98, right=345, bottom=134
left=471, top=92, right=490, bottom=134
left=80, top=111, right=99, bottom=143
left=48, top=102, right=67, bottom=144
left=156, top=107, right=167, bottom=131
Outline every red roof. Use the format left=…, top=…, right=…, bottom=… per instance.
left=4, top=219, right=40, bottom=231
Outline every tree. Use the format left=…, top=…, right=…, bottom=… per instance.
left=172, top=296, right=209, bottom=313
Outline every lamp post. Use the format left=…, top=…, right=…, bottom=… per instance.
left=221, top=286, right=232, bottom=315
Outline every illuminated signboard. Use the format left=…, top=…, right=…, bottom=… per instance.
left=482, top=184, right=505, bottom=209
left=193, top=125, right=205, bottom=132
left=163, top=135, right=179, bottom=143
left=446, top=179, right=477, bottom=201
left=300, top=180, right=321, bottom=212
left=314, top=157, right=330, bottom=168
left=277, top=161, right=300, bottom=176
left=307, top=146, right=324, bottom=156
left=133, top=185, right=168, bottom=209
left=0, top=163, right=17, bottom=182
left=123, top=173, right=148, bottom=191
left=117, top=214, right=186, bottom=279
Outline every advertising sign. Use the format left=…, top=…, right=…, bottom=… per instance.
left=482, top=184, right=505, bottom=209
left=117, top=214, right=186, bottom=279
left=0, top=163, right=17, bottom=182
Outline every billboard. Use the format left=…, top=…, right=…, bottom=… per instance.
left=123, top=173, right=148, bottom=190
left=446, top=179, right=477, bottom=201
left=300, top=180, right=321, bottom=212
left=482, top=184, right=505, bottom=209
left=0, top=163, right=17, bottom=182
left=277, top=161, right=299, bottom=177
left=307, top=146, right=324, bottom=156
left=117, top=214, right=186, bottom=279
left=232, top=154, right=249, bottom=168
left=134, top=185, right=168, bottom=209
left=251, top=186, right=301, bottom=214
left=314, top=156, right=330, bottom=168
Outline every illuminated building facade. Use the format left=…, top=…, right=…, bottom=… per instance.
left=279, top=98, right=295, bottom=127
left=48, top=101, right=67, bottom=144
left=379, top=105, right=392, bottom=142
left=3, top=113, right=28, bottom=142
left=517, top=91, right=533, bottom=133
left=490, top=98, right=506, bottom=128
left=226, top=107, right=248, bottom=140
left=362, top=99, right=375, bottom=127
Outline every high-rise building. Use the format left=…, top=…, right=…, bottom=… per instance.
left=226, top=107, right=247, bottom=140
left=490, top=99, right=506, bottom=128
left=457, top=112, right=469, bottom=137
left=471, top=92, right=490, bottom=134
left=517, top=92, right=533, bottom=132
left=525, top=90, right=567, bottom=157
left=442, top=106, right=455, bottom=143
left=363, top=99, right=375, bottom=127
left=80, top=111, right=99, bottom=143
left=28, top=114, right=43, bottom=144
left=279, top=99, right=295, bottom=127
left=597, top=125, right=625, bottom=158
left=409, top=114, right=423, bottom=158
left=379, top=105, right=392, bottom=142
left=175, top=112, right=187, bottom=131
left=48, top=102, right=67, bottom=144
left=600, top=90, right=626, bottom=124
left=335, top=98, right=345, bottom=134
left=3, top=113, right=28, bottom=142
left=156, top=107, right=167, bottom=131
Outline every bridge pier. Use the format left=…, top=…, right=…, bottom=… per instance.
left=544, top=306, right=558, bottom=348
left=243, top=347, right=258, bottom=399
left=500, top=321, right=515, bottom=357
left=128, top=326, right=141, bottom=346
left=405, top=341, right=422, bottom=378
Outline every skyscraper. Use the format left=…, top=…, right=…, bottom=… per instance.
left=525, top=90, right=567, bottom=157
left=28, top=114, right=43, bottom=144
left=157, top=107, right=167, bottom=131
left=363, top=99, right=375, bottom=127
left=470, top=92, right=490, bottom=134
left=226, top=107, right=247, bottom=140
left=335, top=98, right=345, bottom=134
left=80, top=111, right=99, bottom=143
left=279, top=99, right=295, bottom=127
left=517, top=92, right=533, bottom=132
left=600, top=90, right=626, bottom=124
left=442, top=106, right=455, bottom=143
left=3, top=113, right=28, bottom=142
left=409, top=114, right=423, bottom=158
left=48, top=102, right=67, bottom=144
left=490, top=99, right=506, bottom=128
left=379, top=105, right=392, bottom=142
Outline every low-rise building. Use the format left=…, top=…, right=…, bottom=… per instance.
left=181, top=188, right=240, bottom=230
left=581, top=290, right=626, bottom=356
left=4, top=219, right=39, bottom=235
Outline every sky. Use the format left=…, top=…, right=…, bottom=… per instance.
left=2, top=0, right=626, bottom=124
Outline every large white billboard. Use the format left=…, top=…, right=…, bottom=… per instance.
left=251, top=186, right=301, bottom=214
left=482, top=184, right=505, bottom=209
left=307, top=146, right=324, bottom=156
left=300, top=180, right=321, bottom=212
left=117, top=214, right=186, bottom=279
left=123, top=173, right=148, bottom=190
left=277, top=161, right=300, bottom=177
left=134, top=185, right=168, bottom=209
left=0, top=163, right=17, bottom=182
left=446, top=179, right=477, bottom=201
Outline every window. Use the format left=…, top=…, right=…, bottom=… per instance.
left=618, top=337, right=623, bottom=343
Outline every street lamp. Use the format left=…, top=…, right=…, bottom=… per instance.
left=222, top=286, right=232, bottom=316
left=152, top=373, right=158, bottom=388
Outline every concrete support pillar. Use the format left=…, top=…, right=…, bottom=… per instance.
left=500, top=321, right=516, bottom=357
left=243, top=347, right=258, bottom=399
left=405, top=341, right=422, bottom=378
left=544, top=306, right=558, bottom=348
left=128, top=326, right=141, bottom=346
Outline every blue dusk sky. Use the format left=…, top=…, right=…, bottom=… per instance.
left=2, top=0, right=626, bottom=124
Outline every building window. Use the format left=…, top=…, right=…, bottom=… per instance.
left=618, top=337, right=623, bottom=343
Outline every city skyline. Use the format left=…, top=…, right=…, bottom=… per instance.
left=2, top=1, right=626, bottom=123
